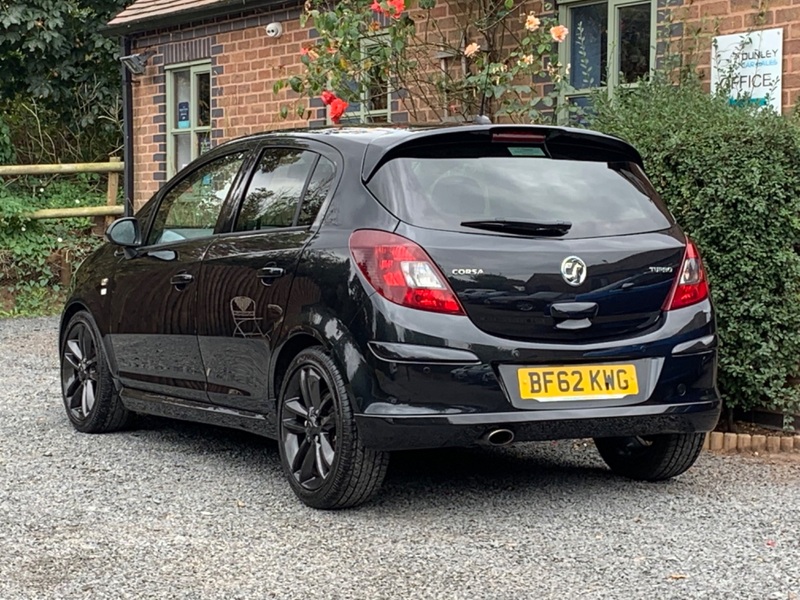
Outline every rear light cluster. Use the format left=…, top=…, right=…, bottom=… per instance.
left=664, top=240, right=709, bottom=311
left=349, top=230, right=465, bottom=315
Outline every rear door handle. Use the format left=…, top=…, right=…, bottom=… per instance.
left=257, top=266, right=285, bottom=280
left=170, top=272, right=194, bottom=288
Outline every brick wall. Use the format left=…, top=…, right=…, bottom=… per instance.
left=127, top=0, right=547, bottom=208
left=127, top=0, right=800, bottom=208
left=130, top=3, right=312, bottom=208
left=667, top=0, right=799, bottom=111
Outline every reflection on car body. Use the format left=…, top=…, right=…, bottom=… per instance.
left=59, top=124, right=720, bottom=509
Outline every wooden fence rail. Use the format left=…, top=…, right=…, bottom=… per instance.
left=1, top=157, right=125, bottom=286
left=0, top=162, right=124, bottom=176
left=0, top=156, right=124, bottom=228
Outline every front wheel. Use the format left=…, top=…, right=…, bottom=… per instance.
left=594, top=433, right=705, bottom=481
left=277, top=347, right=389, bottom=509
left=60, top=311, right=134, bottom=433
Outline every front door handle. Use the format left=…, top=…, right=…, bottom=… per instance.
left=170, top=272, right=194, bottom=289
left=257, top=266, right=285, bottom=281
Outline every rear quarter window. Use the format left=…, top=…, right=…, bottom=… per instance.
left=366, top=142, right=673, bottom=239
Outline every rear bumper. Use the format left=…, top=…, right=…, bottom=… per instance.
left=343, top=296, right=721, bottom=451
left=356, top=399, right=721, bottom=450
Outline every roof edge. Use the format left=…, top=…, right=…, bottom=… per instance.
left=104, top=0, right=289, bottom=37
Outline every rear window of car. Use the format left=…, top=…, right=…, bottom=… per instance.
left=365, top=142, right=673, bottom=239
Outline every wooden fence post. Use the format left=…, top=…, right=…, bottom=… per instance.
left=103, top=156, right=122, bottom=231
left=59, top=249, right=72, bottom=288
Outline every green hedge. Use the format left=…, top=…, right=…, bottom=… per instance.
left=591, top=80, right=800, bottom=420
left=0, top=178, right=105, bottom=316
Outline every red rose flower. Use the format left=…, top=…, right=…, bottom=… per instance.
left=371, top=0, right=404, bottom=18
left=320, top=90, right=336, bottom=106
left=389, top=0, right=405, bottom=16
left=329, top=98, right=349, bottom=124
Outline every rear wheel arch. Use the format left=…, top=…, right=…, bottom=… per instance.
left=271, top=331, right=325, bottom=405
left=271, top=322, right=371, bottom=415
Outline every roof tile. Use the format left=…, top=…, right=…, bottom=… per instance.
left=108, top=0, right=229, bottom=27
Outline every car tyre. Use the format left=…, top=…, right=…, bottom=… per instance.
left=60, top=311, right=134, bottom=433
left=278, top=347, right=389, bottom=509
left=594, top=433, right=705, bottom=481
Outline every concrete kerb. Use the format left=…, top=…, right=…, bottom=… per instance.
left=703, top=431, right=800, bottom=455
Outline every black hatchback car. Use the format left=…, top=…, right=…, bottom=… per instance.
left=59, top=125, right=720, bottom=509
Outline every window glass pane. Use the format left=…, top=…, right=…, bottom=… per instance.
left=298, top=157, right=336, bottom=226
left=366, top=65, right=388, bottom=112
left=174, top=70, right=191, bottom=129
left=197, top=71, right=211, bottom=127
left=236, top=150, right=317, bottom=231
left=175, top=133, right=192, bottom=172
left=367, top=143, right=672, bottom=239
left=197, top=131, right=211, bottom=157
left=148, top=153, right=244, bottom=245
left=618, top=3, right=651, bottom=83
left=569, top=3, right=608, bottom=89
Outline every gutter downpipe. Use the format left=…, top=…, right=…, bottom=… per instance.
left=121, top=35, right=135, bottom=217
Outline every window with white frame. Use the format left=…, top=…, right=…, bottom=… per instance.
left=558, top=0, right=655, bottom=110
left=166, top=61, right=212, bottom=176
left=334, top=36, right=392, bottom=124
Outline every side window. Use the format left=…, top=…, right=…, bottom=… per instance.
left=235, top=149, right=317, bottom=231
left=147, top=153, right=244, bottom=246
left=297, top=156, right=336, bottom=226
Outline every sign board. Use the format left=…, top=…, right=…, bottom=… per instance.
left=177, top=101, right=190, bottom=129
left=710, top=28, right=783, bottom=112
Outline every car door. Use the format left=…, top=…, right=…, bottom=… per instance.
left=108, top=150, right=250, bottom=401
left=196, top=142, right=340, bottom=412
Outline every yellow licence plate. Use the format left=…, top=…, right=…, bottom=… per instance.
left=517, top=364, right=639, bottom=402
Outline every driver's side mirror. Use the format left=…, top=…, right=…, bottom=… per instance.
left=106, top=217, right=142, bottom=247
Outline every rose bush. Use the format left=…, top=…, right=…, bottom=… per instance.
left=277, top=0, right=579, bottom=124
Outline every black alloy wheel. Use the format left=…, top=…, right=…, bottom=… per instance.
left=278, top=347, right=388, bottom=509
left=281, top=363, right=338, bottom=491
left=62, top=320, right=99, bottom=422
left=60, top=311, right=133, bottom=433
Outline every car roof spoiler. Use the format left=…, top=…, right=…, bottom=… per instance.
left=360, top=125, right=645, bottom=182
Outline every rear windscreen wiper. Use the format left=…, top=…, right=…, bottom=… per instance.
left=460, top=219, right=572, bottom=237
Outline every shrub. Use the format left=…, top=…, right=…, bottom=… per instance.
left=0, top=178, right=105, bottom=316
left=591, top=79, right=800, bottom=421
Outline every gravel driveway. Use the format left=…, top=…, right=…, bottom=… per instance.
left=1, top=316, right=798, bottom=599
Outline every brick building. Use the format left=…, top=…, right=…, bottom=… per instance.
left=105, top=0, right=800, bottom=210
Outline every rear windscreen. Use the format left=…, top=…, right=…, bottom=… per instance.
left=365, top=142, right=673, bottom=239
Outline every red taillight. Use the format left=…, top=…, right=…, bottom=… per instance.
left=349, top=230, right=465, bottom=315
left=663, top=240, right=709, bottom=311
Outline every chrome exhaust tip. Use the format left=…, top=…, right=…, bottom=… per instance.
left=484, top=428, right=515, bottom=446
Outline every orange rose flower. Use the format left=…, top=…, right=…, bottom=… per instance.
left=464, top=42, right=481, bottom=58
left=550, top=25, right=569, bottom=43
left=525, top=13, right=541, bottom=32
